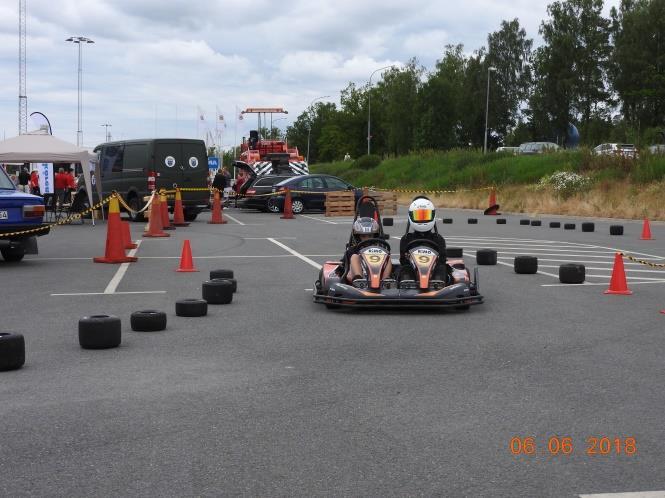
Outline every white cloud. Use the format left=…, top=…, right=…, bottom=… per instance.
left=0, top=0, right=621, bottom=146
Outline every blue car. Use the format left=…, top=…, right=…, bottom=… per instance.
left=0, top=168, right=49, bottom=262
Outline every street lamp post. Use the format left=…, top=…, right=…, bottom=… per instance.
left=367, top=65, right=396, bottom=155
left=101, top=123, right=112, bottom=142
left=66, top=36, right=95, bottom=147
left=306, top=95, right=330, bottom=164
left=484, top=66, right=496, bottom=154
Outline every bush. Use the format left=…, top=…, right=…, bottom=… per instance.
left=352, top=154, right=382, bottom=170
left=538, top=171, right=592, bottom=199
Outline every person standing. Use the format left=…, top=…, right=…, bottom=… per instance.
left=18, top=167, right=30, bottom=193
left=54, top=167, right=68, bottom=206
left=30, top=170, right=40, bottom=195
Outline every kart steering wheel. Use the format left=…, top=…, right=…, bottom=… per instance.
left=405, top=239, right=440, bottom=253
left=355, top=238, right=392, bottom=252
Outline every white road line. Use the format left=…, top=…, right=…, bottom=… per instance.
left=455, top=244, right=618, bottom=254
left=267, top=238, right=322, bottom=270
left=51, top=291, right=167, bottom=296
left=104, top=241, right=142, bottom=294
left=543, top=281, right=665, bottom=287
left=223, top=213, right=245, bottom=225
left=580, top=492, right=665, bottom=498
left=587, top=274, right=665, bottom=281
left=140, top=255, right=294, bottom=259
left=537, top=264, right=665, bottom=274
left=493, top=251, right=621, bottom=259
left=300, top=214, right=338, bottom=224
left=497, top=257, right=651, bottom=266
left=243, top=237, right=296, bottom=240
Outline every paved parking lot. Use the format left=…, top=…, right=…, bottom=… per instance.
left=1, top=206, right=664, bottom=497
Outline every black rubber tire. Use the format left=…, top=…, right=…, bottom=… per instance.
left=476, top=249, right=497, bottom=265
left=442, top=218, right=453, bottom=224
left=496, top=218, right=507, bottom=224
left=202, top=280, right=234, bottom=304
left=225, top=278, right=238, bottom=293
left=210, top=269, right=234, bottom=280
left=468, top=218, right=478, bottom=224
left=582, top=222, right=595, bottom=232
left=79, top=315, right=121, bottom=349
left=0, top=333, right=25, bottom=371
left=520, top=219, right=530, bottom=225
left=514, top=255, right=538, bottom=274
left=549, top=222, right=561, bottom=228
left=530, top=220, right=542, bottom=226
left=559, top=263, right=585, bottom=284
left=175, top=299, right=208, bottom=317
left=455, top=305, right=471, bottom=311
left=183, top=210, right=198, bottom=222
left=1, top=247, right=25, bottom=262
left=130, top=310, right=167, bottom=332
left=127, top=195, right=145, bottom=222
left=446, top=247, right=463, bottom=258
left=564, top=223, right=576, bottom=230
left=610, top=225, right=624, bottom=236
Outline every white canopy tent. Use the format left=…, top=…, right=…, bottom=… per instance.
left=0, top=133, right=100, bottom=209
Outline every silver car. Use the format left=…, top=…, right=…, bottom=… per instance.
left=593, top=143, right=638, bottom=159
left=518, top=142, right=561, bottom=155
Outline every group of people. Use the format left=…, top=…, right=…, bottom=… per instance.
left=211, top=167, right=248, bottom=206
left=5, top=166, right=41, bottom=195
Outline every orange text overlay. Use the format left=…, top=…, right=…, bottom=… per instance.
left=510, top=436, right=636, bottom=456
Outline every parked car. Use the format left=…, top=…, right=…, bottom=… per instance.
left=496, top=146, right=519, bottom=154
left=518, top=142, right=561, bottom=155
left=648, top=144, right=665, bottom=155
left=85, top=139, right=209, bottom=222
left=0, top=166, right=48, bottom=262
left=269, top=175, right=361, bottom=214
left=593, top=143, right=638, bottom=159
left=237, top=175, right=293, bottom=211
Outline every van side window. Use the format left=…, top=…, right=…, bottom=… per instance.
left=124, top=144, right=147, bottom=172
left=102, top=145, right=124, bottom=174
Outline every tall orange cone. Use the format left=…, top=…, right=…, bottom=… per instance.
left=94, top=196, right=138, bottom=264
left=640, top=218, right=653, bottom=240
left=208, top=190, right=227, bottom=224
left=121, top=221, right=137, bottom=249
left=281, top=188, right=294, bottom=219
left=160, top=193, right=175, bottom=230
left=176, top=239, right=198, bottom=272
left=143, top=193, right=170, bottom=237
left=604, top=252, right=632, bottom=295
left=172, top=188, right=190, bottom=227
left=484, top=187, right=500, bottom=215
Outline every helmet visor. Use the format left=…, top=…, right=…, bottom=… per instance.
left=410, top=208, right=434, bottom=223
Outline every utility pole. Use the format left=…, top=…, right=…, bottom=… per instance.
left=66, top=36, right=95, bottom=146
left=18, top=0, right=27, bottom=134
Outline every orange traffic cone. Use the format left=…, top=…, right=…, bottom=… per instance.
left=208, top=190, right=227, bottom=224
left=172, top=188, right=190, bottom=227
left=640, top=218, right=653, bottom=240
left=176, top=239, right=198, bottom=272
left=160, top=193, right=175, bottom=230
left=604, top=252, right=632, bottom=295
left=94, top=196, right=138, bottom=264
left=281, top=188, right=294, bottom=219
left=143, top=193, right=170, bottom=238
left=122, top=221, right=137, bottom=249
left=484, top=187, right=500, bottom=215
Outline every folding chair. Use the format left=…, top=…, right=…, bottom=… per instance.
left=42, top=194, right=57, bottom=223
left=64, top=190, right=88, bottom=224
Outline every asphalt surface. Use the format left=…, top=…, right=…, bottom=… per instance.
left=1, top=205, right=664, bottom=498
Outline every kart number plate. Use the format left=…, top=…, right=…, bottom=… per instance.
left=0, top=211, right=7, bottom=220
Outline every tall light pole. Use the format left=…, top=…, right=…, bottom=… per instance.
left=367, top=65, right=396, bottom=155
left=484, top=66, right=496, bottom=154
left=306, top=95, right=330, bottom=164
left=101, top=123, right=112, bottom=142
left=66, top=36, right=94, bottom=146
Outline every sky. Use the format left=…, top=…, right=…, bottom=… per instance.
left=0, top=0, right=620, bottom=150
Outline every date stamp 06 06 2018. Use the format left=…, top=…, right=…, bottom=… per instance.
left=510, top=436, right=637, bottom=456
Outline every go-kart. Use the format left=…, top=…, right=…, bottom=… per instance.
left=313, top=196, right=483, bottom=310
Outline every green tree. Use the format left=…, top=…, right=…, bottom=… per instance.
left=610, top=0, right=665, bottom=129
left=485, top=19, right=533, bottom=144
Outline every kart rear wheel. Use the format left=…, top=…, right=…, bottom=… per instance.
left=325, top=303, right=341, bottom=309
left=455, top=305, right=470, bottom=311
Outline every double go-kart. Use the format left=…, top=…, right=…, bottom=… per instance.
left=313, top=196, right=483, bottom=310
